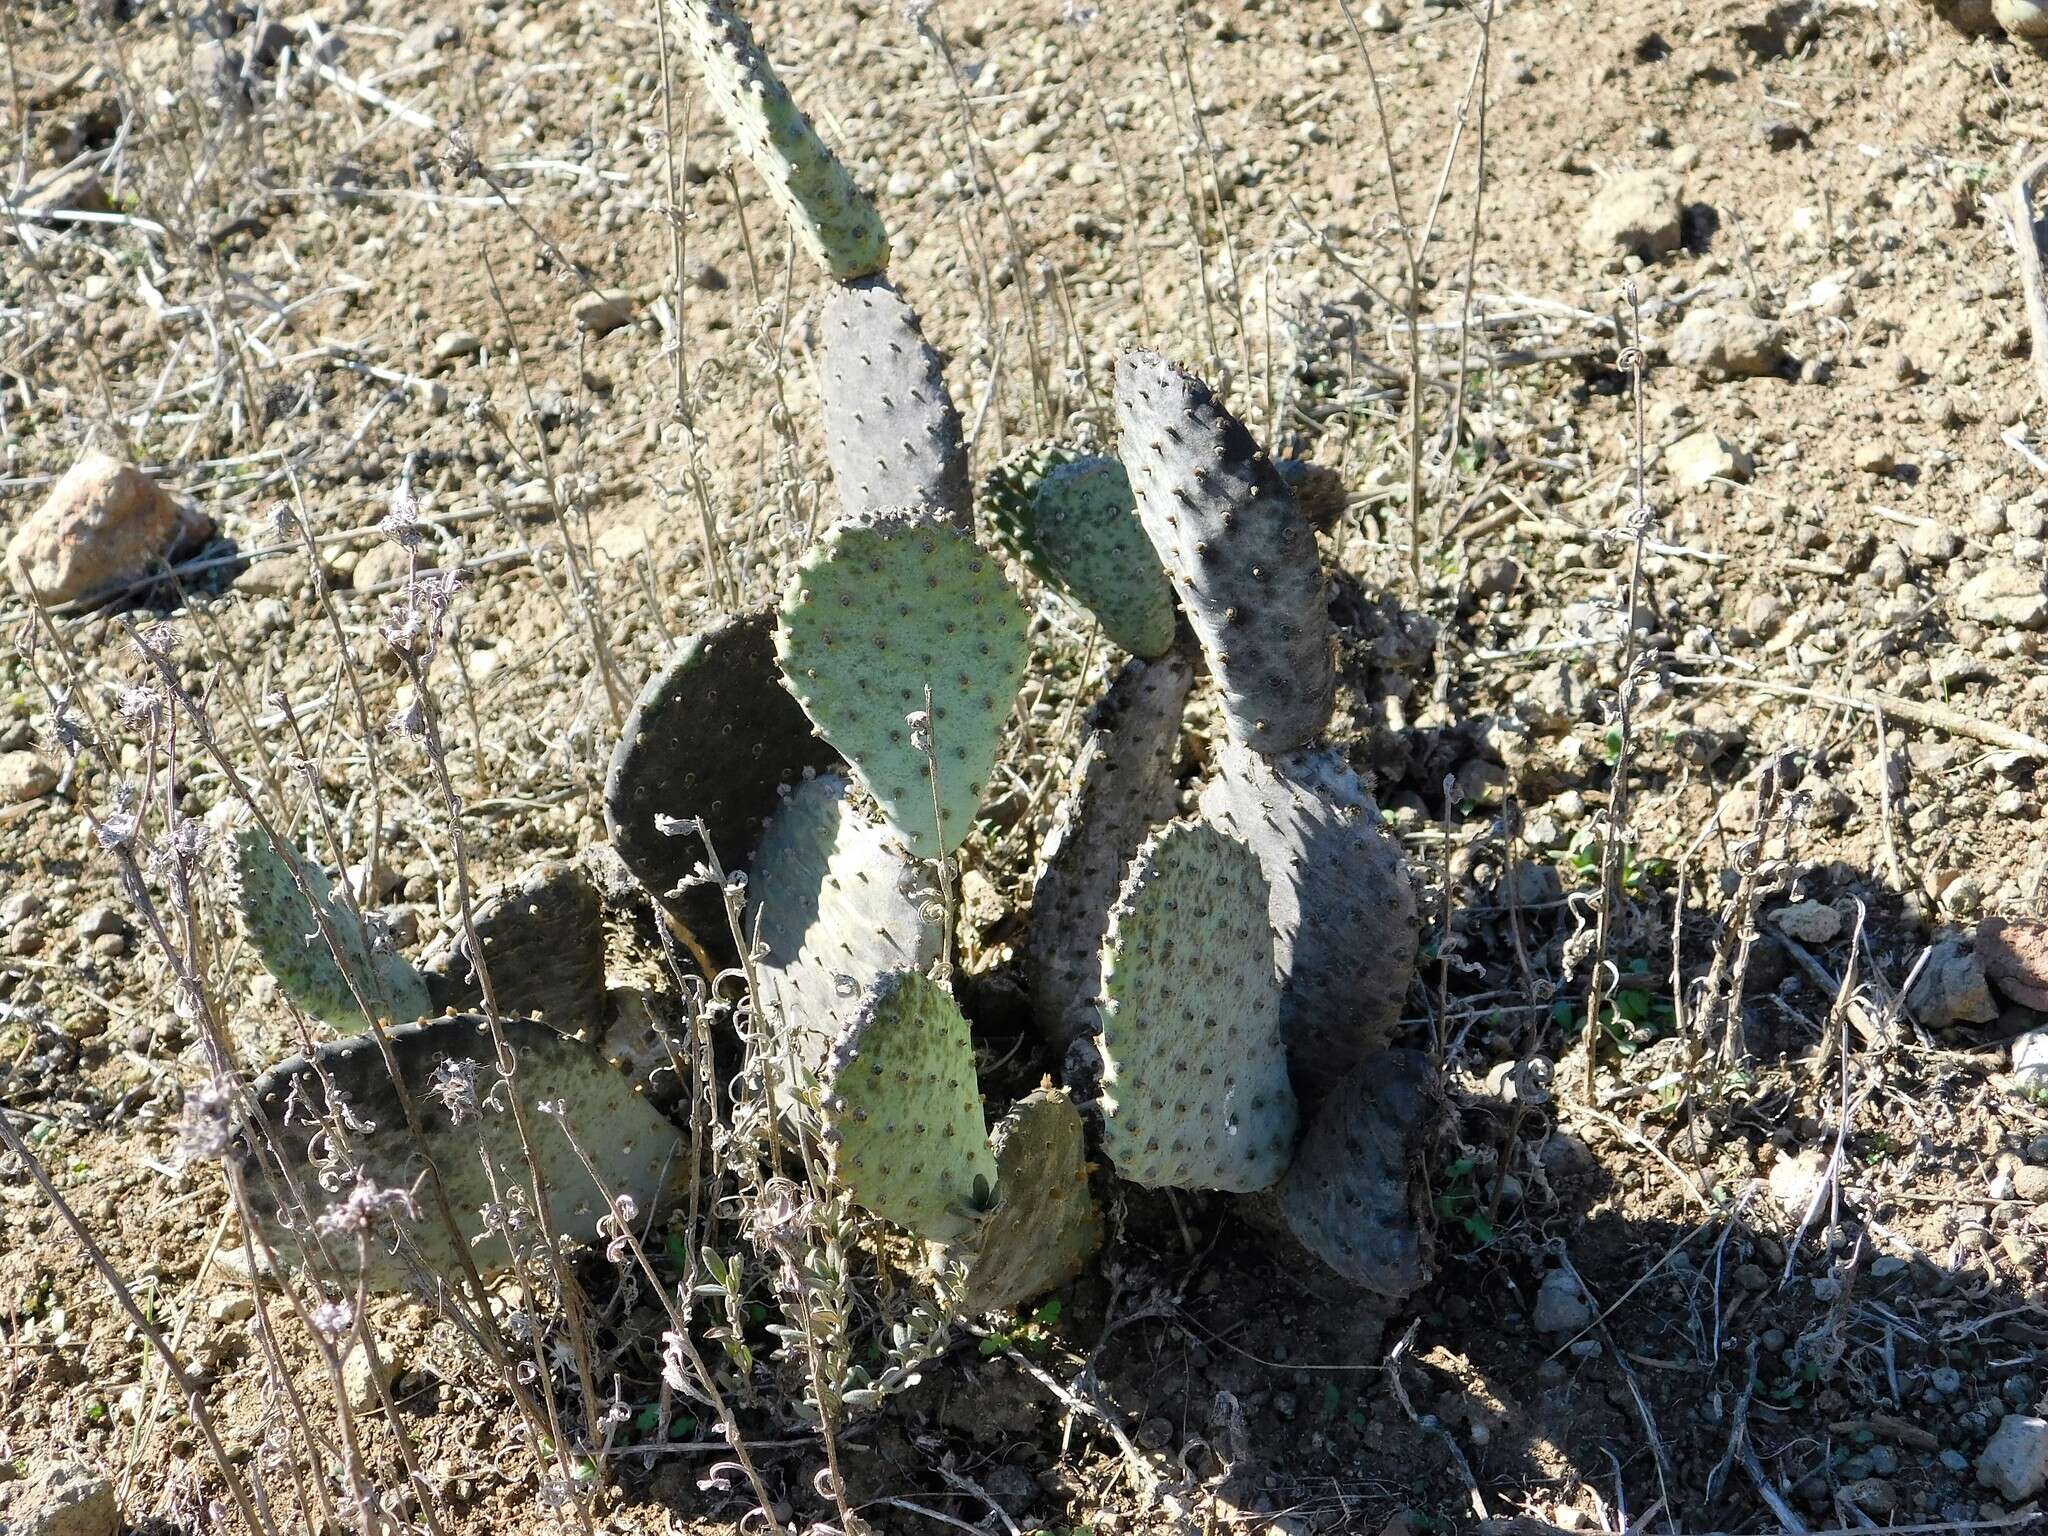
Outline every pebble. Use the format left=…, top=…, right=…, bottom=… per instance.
left=75, top=905, right=123, bottom=940
left=1579, top=169, right=1684, bottom=262
left=1977, top=1415, right=2048, bottom=1501
left=343, top=1344, right=399, bottom=1412
left=1360, top=0, right=1404, bottom=31
left=2013, top=1027, right=2048, bottom=1094
left=207, top=1292, right=255, bottom=1325
left=1909, top=522, right=1965, bottom=563
left=0, top=750, right=58, bottom=805
left=1666, top=429, right=1754, bottom=490
left=1978, top=917, right=2048, bottom=1010
left=6, top=451, right=211, bottom=606
left=1470, top=555, right=1521, bottom=598
left=1906, top=939, right=1999, bottom=1028
left=234, top=553, right=304, bottom=596
left=1958, top=565, right=2048, bottom=630
left=20, top=166, right=111, bottom=221
left=1769, top=1146, right=1828, bottom=1216
left=1772, top=900, right=1842, bottom=945
left=1669, top=307, right=1788, bottom=378
left=430, top=329, right=482, bottom=366
left=1533, top=1269, right=1595, bottom=1334
left=570, top=288, right=636, bottom=337
left=8, top=1461, right=117, bottom=1536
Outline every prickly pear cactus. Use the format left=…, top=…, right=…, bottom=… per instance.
left=819, top=277, right=968, bottom=527
left=605, top=605, right=839, bottom=947
left=820, top=970, right=995, bottom=1243
left=422, top=859, right=605, bottom=1027
left=1199, top=741, right=1417, bottom=1097
left=1028, top=649, right=1194, bottom=1048
left=775, top=508, right=1030, bottom=859
left=960, top=1086, right=1101, bottom=1314
left=1274, top=1049, right=1436, bottom=1295
left=676, top=0, right=888, bottom=281
left=231, top=826, right=430, bottom=1033
left=981, top=440, right=1086, bottom=570
left=235, top=1014, right=684, bottom=1290
left=1093, top=820, right=1298, bottom=1193
left=747, top=773, right=940, bottom=1096
left=1114, top=351, right=1334, bottom=754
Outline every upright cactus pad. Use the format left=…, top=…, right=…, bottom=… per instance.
left=676, top=0, right=888, bottom=281
left=961, top=1087, right=1101, bottom=1314
left=820, top=970, right=996, bottom=1243
left=981, top=439, right=1086, bottom=572
left=1093, top=821, right=1298, bottom=1193
left=1276, top=1050, right=1436, bottom=1295
left=1029, top=650, right=1194, bottom=1048
left=235, top=1015, right=684, bottom=1291
left=1200, top=742, right=1418, bottom=1096
left=747, top=774, right=940, bottom=1095
left=423, top=859, right=606, bottom=1028
left=1114, top=351, right=1334, bottom=754
left=605, top=605, right=839, bottom=946
left=820, top=277, right=968, bottom=527
left=775, top=508, right=1030, bottom=859
left=232, top=826, right=430, bottom=1033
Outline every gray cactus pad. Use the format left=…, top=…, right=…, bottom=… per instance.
left=232, top=826, right=429, bottom=1033
left=775, top=507, right=1030, bottom=859
left=819, top=277, right=968, bottom=527
left=748, top=774, right=940, bottom=1096
left=1028, top=650, right=1194, bottom=1049
left=1275, top=1049, right=1436, bottom=1295
left=605, top=605, right=839, bottom=945
left=1094, top=820, right=1297, bottom=1193
left=821, top=970, right=995, bottom=1243
left=677, top=0, right=888, bottom=281
left=423, top=859, right=605, bottom=1028
left=235, top=1015, right=684, bottom=1291
left=1199, top=741, right=1417, bottom=1096
left=961, top=1087, right=1101, bottom=1314
left=1114, top=351, right=1334, bottom=754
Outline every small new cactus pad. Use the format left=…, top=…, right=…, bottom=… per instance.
left=1093, top=820, right=1298, bottom=1193
left=1026, top=458, right=1180, bottom=659
left=1276, top=1049, right=1436, bottom=1295
left=961, top=1087, right=1102, bottom=1314
left=424, top=859, right=605, bottom=1028
left=820, top=277, right=968, bottom=527
left=775, top=508, right=1030, bottom=859
left=1028, top=650, right=1194, bottom=1048
left=605, top=605, right=839, bottom=946
left=235, top=1015, right=683, bottom=1291
left=1114, top=351, right=1334, bottom=754
left=748, top=774, right=940, bottom=1093
left=980, top=439, right=1086, bottom=571
left=1199, top=742, right=1418, bottom=1097
left=232, top=826, right=429, bottom=1033
left=820, top=970, right=996, bottom=1243
left=676, top=0, right=888, bottom=281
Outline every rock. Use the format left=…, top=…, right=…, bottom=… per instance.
left=8, top=1461, right=117, bottom=1536
left=1906, top=939, right=1999, bottom=1028
left=235, top=553, right=305, bottom=595
left=1773, top=901, right=1843, bottom=945
left=75, top=905, right=123, bottom=940
left=207, top=1291, right=255, bottom=1325
left=571, top=288, right=636, bottom=337
left=1933, top=0, right=2003, bottom=36
left=1853, top=441, right=1898, bottom=476
left=1669, top=308, right=1788, bottom=378
left=1996, top=0, right=2048, bottom=39
left=1909, top=522, right=1964, bottom=563
left=2016, top=1164, right=2048, bottom=1203
left=1769, top=1146, right=1827, bottom=1216
left=18, top=167, right=111, bottom=222
left=0, top=751, right=57, bottom=805
left=1533, top=1269, right=1595, bottom=1334
left=352, top=542, right=425, bottom=591
left=1977, top=1415, right=2048, bottom=1501
left=1470, top=556, right=1521, bottom=598
left=1360, top=0, right=1404, bottom=29
left=1520, top=662, right=1585, bottom=732
left=1666, top=430, right=1753, bottom=491
left=1958, top=565, right=2048, bottom=630
left=7, top=451, right=211, bottom=606
left=343, top=1344, right=398, bottom=1412
left=2013, top=1027, right=2048, bottom=1094
left=430, top=329, right=482, bottom=367
left=1580, top=169, right=1684, bottom=262
left=1978, top=917, right=2048, bottom=1011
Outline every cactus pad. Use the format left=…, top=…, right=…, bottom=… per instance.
left=981, top=440, right=1086, bottom=571
left=820, top=970, right=995, bottom=1243
left=232, top=826, right=430, bottom=1033
left=677, top=0, right=888, bottom=281
left=423, top=859, right=605, bottom=1028
left=775, top=508, right=1030, bottom=859
left=1200, top=742, right=1417, bottom=1096
left=235, top=1015, right=684, bottom=1291
left=606, top=605, right=839, bottom=945
left=1093, top=820, right=1297, bottom=1193
left=1276, top=1050, right=1436, bottom=1295
left=820, top=277, right=968, bottom=527
left=1114, top=351, right=1334, bottom=754
left=1029, top=650, right=1194, bottom=1048
left=961, top=1087, right=1101, bottom=1314
left=747, top=773, right=940, bottom=1095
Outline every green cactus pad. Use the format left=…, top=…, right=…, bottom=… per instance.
left=775, top=508, right=1030, bottom=859
left=235, top=1015, right=684, bottom=1291
left=821, top=970, right=996, bottom=1243
left=1033, top=459, right=1181, bottom=659
left=676, top=0, right=888, bottom=281
left=1029, top=650, right=1194, bottom=1048
left=747, top=773, right=940, bottom=1097
left=423, top=859, right=605, bottom=1028
left=1276, top=1049, right=1435, bottom=1295
left=232, top=826, right=430, bottom=1033
left=1114, top=351, right=1334, bottom=754
left=1093, top=820, right=1297, bottom=1193
left=820, top=277, right=968, bottom=527
left=981, top=440, right=1087, bottom=576
left=1199, top=742, right=1417, bottom=1099
left=960, top=1087, right=1102, bottom=1314
left=605, top=605, right=840, bottom=946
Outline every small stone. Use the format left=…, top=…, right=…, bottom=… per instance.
left=9, top=1461, right=118, bottom=1536
left=75, top=905, right=124, bottom=941
left=1906, top=940, right=1998, bottom=1028
left=1666, top=430, right=1754, bottom=491
left=1773, top=901, right=1842, bottom=945
left=1976, top=1415, right=2048, bottom=1501
left=235, top=553, right=305, bottom=596
left=207, top=1292, right=255, bottom=1325
left=1958, top=565, right=2048, bottom=630
left=1854, top=441, right=1898, bottom=476
left=430, top=329, right=482, bottom=366
left=20, top=166, right=112, bottom=222
left=1360, top=0, right=1403, bottom=30
left=570, top=288, right=635, bottom=337
left=1533, top=1269, right=1596, bottom=1334
left=0, top=751, right=58, bottom=805
left=1841, top=1478, right=1896, bottom=1515
left=1470, top=556, right=1521, bottom=598
left=8, top=451, right=211, bottom=606
left=1580, top=169, right=1684, bottom=262
left=2014, top=1164, right=2048, bottom=1203
left=1909, top=522, right=1965, bottom=563
left=1669, top=307, right=1788, bottom=379
left=2013, top=1027, right=2048, bottom=1095
left=1769, top=1146, right=1827, bottom=1216
left=0, top=891, right=44, bottom=925
left=352, top=542, right=425, bottom=591
left=343, top=1344, right=398, bottom=1412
